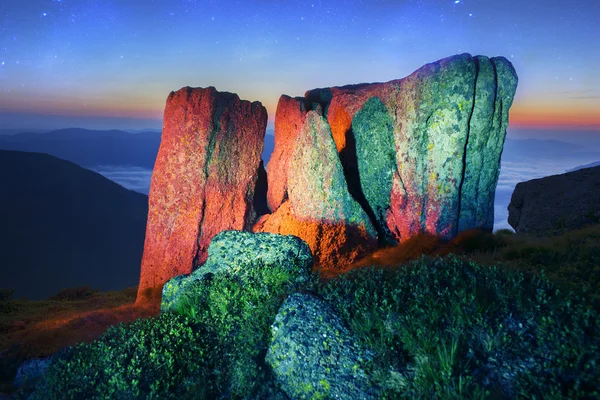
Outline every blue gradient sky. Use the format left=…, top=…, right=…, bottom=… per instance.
left=0, top=0, right=598, bottom=131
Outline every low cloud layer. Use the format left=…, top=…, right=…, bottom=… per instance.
left=91, top=165, right=152, bottom=195
left=90, top=138, right=600, bottom=233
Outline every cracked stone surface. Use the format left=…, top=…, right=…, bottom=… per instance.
left=137, top=86, right=267, bottom=300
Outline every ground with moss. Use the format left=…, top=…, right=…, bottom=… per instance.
left=1, top=225, right=599, bottom=399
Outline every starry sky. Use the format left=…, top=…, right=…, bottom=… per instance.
left=0, top=0, right=598, bottom=132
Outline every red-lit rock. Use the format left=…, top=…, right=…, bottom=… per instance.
left=266, top=95, right=308, bottom=212
left=137, top=86, right=267, bottom=301
left=301, top=54, right=518, bottom=243
left=256, top=111, right=377, bottom=272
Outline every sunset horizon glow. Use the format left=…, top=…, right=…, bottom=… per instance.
left=1, top=1, right=598, bottom=134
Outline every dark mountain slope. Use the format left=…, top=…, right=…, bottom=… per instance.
left=0, top=128, right=161, bottom=169
left=0, top=150, right=148, bottom=300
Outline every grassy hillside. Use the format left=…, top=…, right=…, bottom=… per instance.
left=1, top=225, right=598, bottom=398
left=0, top=150, right=148, bottom=300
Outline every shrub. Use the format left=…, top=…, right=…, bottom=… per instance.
left=0, top=288, right=14, bottom=302
left=25, top=312, right=220, bottom=400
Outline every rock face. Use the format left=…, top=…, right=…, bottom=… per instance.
left=266, top=293, right=379, bottom=399
left=508, top=166, right=600, bottom=234
left=139, top=53, right=517, bottom=292
left=266, top=95, right=308, bottom=212
left=256, top=111, right=378, bottom=271
left=161, top=230, right=313, bottom=314
left=137, top=87, right=267, bottom=300
left=259, top=53, right=518, bottom=271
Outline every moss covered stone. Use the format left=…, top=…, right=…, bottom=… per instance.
left=266, top=293, right=379, bottom=399
left=352, top=96, right=397, bottom=244
left=161, top=230, right=313, bottom=313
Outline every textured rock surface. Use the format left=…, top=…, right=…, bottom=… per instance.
left=256, top=111, right=377, bottom=271
left=266, top=95, right=308, bottom=212
left=508, top=166, right=600, bottom=234
left=274, top=53, right=519, bottom=245
left=459, top=56, right=519, bottom=232
left=266, top=293, right=378, bottom=400
left=161, top=230, right=313, bottom=313
left=138, top=87, right=267, bottom=300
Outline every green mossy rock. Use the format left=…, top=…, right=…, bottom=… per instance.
left=266, top=293, right=379, bottom=400
left=288, top=111, right=376, bottom=238
left=161, top=230, right=313, bottom=313
left=352, top=96, right=397, bottom=244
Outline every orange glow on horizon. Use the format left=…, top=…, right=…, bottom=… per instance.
left=509, top=104, right=600, bottom=130
left=2, top=97, right=598, bottom=131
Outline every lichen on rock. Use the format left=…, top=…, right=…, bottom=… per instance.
left=266, top=292, right=379, bottom=400
left=161, top=230, right=313, bottom=313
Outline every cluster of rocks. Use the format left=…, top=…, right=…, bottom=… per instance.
left=161, top=230, right=381, bottom=399
left=137, top=53, right=519, bottom=299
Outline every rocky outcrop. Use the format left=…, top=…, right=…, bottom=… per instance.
left=138, top=53, right=517, bottom=291
left=508, top=166, right=600, bottom=234
left=259, top=53, right=518, bottom=271
left=266, top=95, right=308, bottom=212
left=137, top=87, right=267, bottom=300
left=266, top=293, right=379, bottom=399
left=255, top=111, right=377, bottom=271
left=161, top=230, right=313, bottom=314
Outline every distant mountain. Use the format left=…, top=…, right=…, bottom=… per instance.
left=567, top=161, right=600, bottom=172
left=123, top=128, right=162, bottom=134
left=0, top=150, right=148, bottom=300
left=0, top=128, right=161, bottom=169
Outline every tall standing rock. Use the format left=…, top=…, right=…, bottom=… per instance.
left=256, top=111, right=377, bottom=271
left=137, top=87, right=267, bottom=301
left=458, top=56, right=518, bottom=232
left=287, top=53, right=519, bottom=244
left=266, top=95, right=308, bottom=212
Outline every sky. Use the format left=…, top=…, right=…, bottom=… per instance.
left=0, top=0, right=599, bottom=132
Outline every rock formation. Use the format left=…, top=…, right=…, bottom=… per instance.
left=138, top=53, right=518, bottom=295
left=266, top=95, right=308, bottom=212
left=259, top=53, right=518, bottom=270
left=266, top=293, right=379, bottom=399
left=255, top=111, right=378, bottom=271
left=161, top=230, right=313, bottom=314
left=137, top=87, right=267, bottom=300
left=508, top=166, right=600, bottom=234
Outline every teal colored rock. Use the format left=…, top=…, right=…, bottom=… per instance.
left=296, top=54, right=518, bottom=242
left=161, top=230, right=313, bottom=313
left=352, top=96, right=398, bottom=244
left=288, top=111, right=376, bottom=238
left=458, top=56, right=519, bottom=232
left=389, top=53, right=477, bottom=239
left=266, top=293, right=379, bottom=400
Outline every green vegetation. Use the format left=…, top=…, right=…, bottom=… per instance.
left=170, top=259, right=317, bottom=398
left=5, top=225, right=600, bottom=399
left=27, top=313, right=219, bottom=400
left=316, top=255, right=599, bottom=398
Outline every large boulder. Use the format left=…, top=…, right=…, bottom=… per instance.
left=264, top=53, right=518, bottom=259
left=161, top=230, right=313, bottom=313
left=508, top=166, right=600, bottom=234
left=266, top=293, right=379, bottom=400
left=138, top=87, right=267, bottom=300
left=255, top=111, right=378, bottom=271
